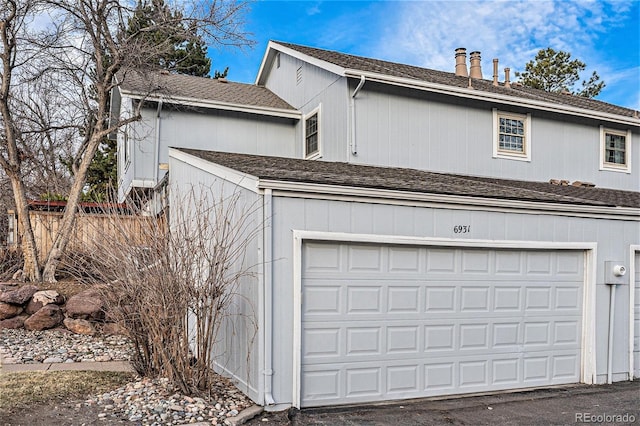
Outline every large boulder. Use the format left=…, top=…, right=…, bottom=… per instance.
left=0, top=315, right=25, bottom=329
left=0, top=284, right=38, bottom=305
left=63, top=317, right=96, bottom=335
left=26, top=290, right=65, bottom=314
left=0, top=302, right=23, bottom=320
left=24, top=304, right=63, bottom=331
left=65, top=288, right=105, bottom=320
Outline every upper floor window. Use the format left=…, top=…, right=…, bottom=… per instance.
left=492, top=109, right=531, bottom=161
left=304, top=106, right=321, bottom=159
left=600, top=127, right=631, bottom=173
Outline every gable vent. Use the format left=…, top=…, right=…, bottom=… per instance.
left=296, top=66, right=303, bottom=85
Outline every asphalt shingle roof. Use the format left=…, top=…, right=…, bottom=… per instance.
left=178, top=149, right=640, bottom=209
left=118, top=70, right=295, bottom=111
left=275, top=41, right=639, bottom=119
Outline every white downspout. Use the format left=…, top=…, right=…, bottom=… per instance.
left=263, top=188, right=275, bottom=406
left=350, top=75, right=366, bottom=156
left=154, top=100, right=163, bottom=184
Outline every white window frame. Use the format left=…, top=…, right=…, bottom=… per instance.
left=492, top=109, right=531, bottom=162
left=600, top=126, right=631, bottom=173
left=304, top=105, right=321, bottom=159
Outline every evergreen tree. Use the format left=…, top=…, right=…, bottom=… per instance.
left=516, top=48, right=605, bottom=98
left=126, top=0, right=217, bottom=78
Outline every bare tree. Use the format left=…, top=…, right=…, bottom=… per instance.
left=0, top=0, right=252, bottom=282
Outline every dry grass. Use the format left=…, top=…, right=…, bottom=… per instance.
left=0, top=371, right=133, bottom=412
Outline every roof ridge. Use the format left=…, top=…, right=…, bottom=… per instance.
left=274, top=41, right=638, bottom=117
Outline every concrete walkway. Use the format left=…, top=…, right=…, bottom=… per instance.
left=0, top=350, right=134, bottom=374
left=0, top=359, right=134, bottom=374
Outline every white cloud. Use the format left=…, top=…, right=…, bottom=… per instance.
left=371, top=0, right=637, bottom=108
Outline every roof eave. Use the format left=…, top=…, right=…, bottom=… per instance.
left=344, top=70, right=640, bottom=127
left=257, top=179, right=639, bottom=221
left=119, top=89, right=301, bottom=119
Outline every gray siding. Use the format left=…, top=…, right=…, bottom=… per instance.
left=264, top=53, right=349, bottom=162
left=268, top=196, right=639, bottom=405
left=351, top=85, right=639, bottom=191
left=169, top=157, right=262, bottom=403
left=120, top=96, right=298, bottom=200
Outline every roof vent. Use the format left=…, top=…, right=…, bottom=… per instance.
left=549, top=179, right=570, bottom=186
left=455, top=48, right=468, bottom=77
left=492, top=59, right=499, bottom=86
left=217, top=77, right=228, bottom=83
left=571, top=181, right=596, bottom=188
left=160, top=70, right=170, bottom=75
left=469, top=51, right=482, bottom=79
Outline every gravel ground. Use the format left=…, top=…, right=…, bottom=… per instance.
left=0, top=328, right=255, bottom=425
left=0, top=328, right=132, bottom=364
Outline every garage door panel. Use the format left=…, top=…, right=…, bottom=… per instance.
left=301, top=243, right=584, bottom=407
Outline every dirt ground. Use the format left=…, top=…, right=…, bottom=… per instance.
left=1, top=401, right=129, bottom=426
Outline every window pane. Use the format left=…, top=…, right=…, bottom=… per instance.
left=498, top=114, right=525, bottom=153
left=305, top=112, right=319, bottom=156
left=604, top=132, right=626, bottom=165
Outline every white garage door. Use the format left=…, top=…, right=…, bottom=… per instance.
left=634, top=253, right=640, bottom=378
left=301, top=242, right=585, bottom=407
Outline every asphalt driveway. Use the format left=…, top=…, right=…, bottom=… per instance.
left=247, top=380, right=639, bottom=425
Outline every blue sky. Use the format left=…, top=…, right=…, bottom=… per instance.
left=208, top=0, right=640, bottom=110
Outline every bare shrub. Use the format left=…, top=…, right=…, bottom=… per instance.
left=79, top=186, right=260, bottom=396
left=0, top=248, right=23, bottom=281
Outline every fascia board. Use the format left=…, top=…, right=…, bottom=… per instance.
left=257, top=179, right=640, bottom=221
left=256, top=41, right=347, bottom=86
left=255, top=41, right=278, bottom=86
left=119, top=89, right=301, bottom=120
left=169, top=148, right=259, bottom=193
left=344, top=70, right=640, bottom=127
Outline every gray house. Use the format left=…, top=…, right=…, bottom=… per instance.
left=116, top=41, right=640, bottom=410
left=111, top=70, right=300, bottom=205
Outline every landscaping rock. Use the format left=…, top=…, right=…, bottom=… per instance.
left=0, top=282, right=19, bottom=292
left=24, top=304, right=63, bottom=331
left=25, top=290, right=64, bottom=314
left=0, top=302, right=23, bottom=320
left=65, top=288, right=105, bottom=320
left=0, top=316, right=25, bottom=329
left=102, top=322, right=127, bottom=336
left=0, top=284, right=38, bottom=305
left=63, top=317, right=96, bottom=335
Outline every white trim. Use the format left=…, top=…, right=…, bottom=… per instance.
left=492, top=109, right=532, bottom=162
left=599, top=127, right=632, bottom=174
left=119, top=89, right=302, bottom=120
left=344, top=70, right=640, bottom=127
left=290, top=230, right=598, bottom=408
left=257, top=180, right=640, bottom=221
left=303, top=104, right=322, bottom=159
left=256, top=41, right=346, bottom=86
left=168, top=148, right=259, bottom=193
left=292, top=232, right=303, bottom=408
left=630, top=245, right=640, bottom=380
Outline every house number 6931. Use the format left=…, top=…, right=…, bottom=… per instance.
left=453, top=225, right=471, bottom=234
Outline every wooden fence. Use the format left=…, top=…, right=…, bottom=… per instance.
left=8, top=209, right=163, bottom=263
